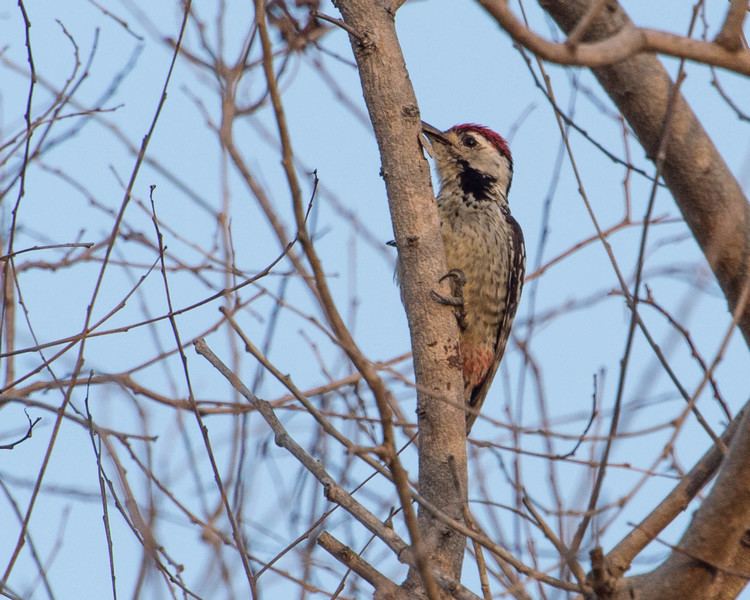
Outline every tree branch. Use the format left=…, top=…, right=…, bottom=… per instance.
left=531, top=0, right=750, bottom=348
left=479, top=0, right=750, bottom=75
left=518, top=0, right=750, bottom=596
left=620, top=407, right=750, bottom=599
left=714, top=0, right=748, bottom=52
left=317, top=531, right=406, bottom=599
left=332, top=0, right=469, bottom=593
left=607, top=407, right=742, bottom=578
left=255, top=2, right=440, bottom=595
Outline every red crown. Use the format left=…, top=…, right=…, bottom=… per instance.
left=452, top=123, right=511, bottom=162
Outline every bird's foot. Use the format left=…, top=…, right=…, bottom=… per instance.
left=431, top=269, right=468, bottom=330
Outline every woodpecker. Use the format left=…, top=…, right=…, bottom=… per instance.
left=421, top=121, right=525, bottom=434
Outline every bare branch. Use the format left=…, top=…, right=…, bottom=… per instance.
left=255, top=1, right=439, bottom=595
left=536, top=0, right=750, bottom=347
left=714, top=0, right=748, bottom=51
left=0, top=409, right=41, bottom=450
left=565, top=0, right=608, bottom=48
left=333, top=0, right=469, bottom=591
left=479, top=0, right=750, bottom=75
left=619, top=407, right=750, bottom=598
left=607, top=408, right=743, bottom=578
left=317, top=531, right=406, bottom=599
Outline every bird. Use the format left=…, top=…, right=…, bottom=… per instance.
left=421, top=121, right=525, bottom=434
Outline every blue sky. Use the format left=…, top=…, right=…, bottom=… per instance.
left=1, top=1, right=749, bottom=598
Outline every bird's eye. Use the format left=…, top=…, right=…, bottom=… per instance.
left=462, top=135, right=477, bottom=148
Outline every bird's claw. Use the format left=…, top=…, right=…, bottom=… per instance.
left=439, top=268, right=466, bottom=289
left=431, top=269, right=468, bottom=330
left=430, top=289, right=463, bottom=307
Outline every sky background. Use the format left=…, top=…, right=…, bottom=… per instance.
left=1, top=1, right=749, bottom=598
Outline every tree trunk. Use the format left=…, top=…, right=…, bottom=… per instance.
left=333, top=1, right=469, bottom=595
left=539, top=0, right=750, bottom=347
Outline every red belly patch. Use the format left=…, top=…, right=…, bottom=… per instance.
left=462, top=343, right=495, bottom=391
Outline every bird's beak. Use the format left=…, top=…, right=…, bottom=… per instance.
left=420, top=121, right=449, bottom=159
left=420, top=121, right=449, bottom=145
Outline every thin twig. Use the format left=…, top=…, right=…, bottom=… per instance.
left=0, top=409, right=40, bottom=450
left=555, top=373, right=598, bottom=459
left=310, top=10, right=362, bottom=40
left=149, top=187, right=257, bottom=595
left=0, top=243, right=94, bottom=262
left=83, top=373, right=118, bottom=600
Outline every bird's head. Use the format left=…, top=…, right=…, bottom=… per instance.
left=422, top=121, right=513, bottom=203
